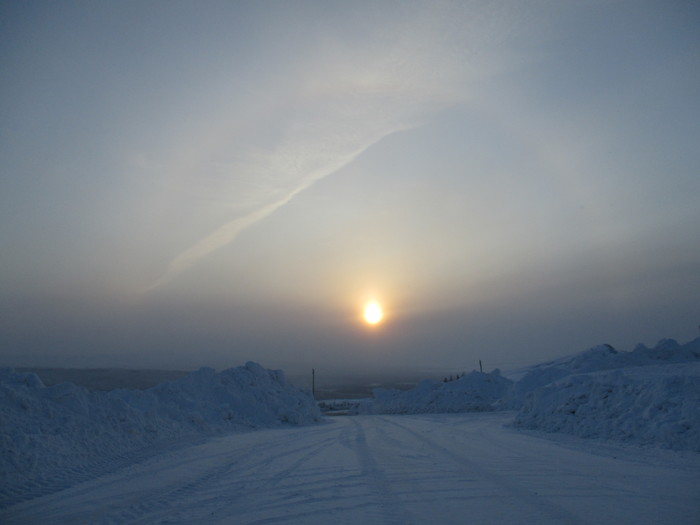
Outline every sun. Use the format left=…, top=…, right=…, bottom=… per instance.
left=363, top=301, right=384, bottom=325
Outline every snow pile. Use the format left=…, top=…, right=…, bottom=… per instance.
left=513, top=363, right=700, bottom=451
left=509, top=338, right=700, bottom=408
left=509, top=338, right=700, bottom=451
left=0, top=362, right=320, bottom=499
left=360, top=369, right=513, bottom=414
left=113, top=363, right=319, bottom=427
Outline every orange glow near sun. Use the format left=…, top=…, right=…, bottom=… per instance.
left=363, top=301, right=384, bottom=325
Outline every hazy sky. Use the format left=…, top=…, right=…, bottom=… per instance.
left=2, top=1, right=699, bottom=375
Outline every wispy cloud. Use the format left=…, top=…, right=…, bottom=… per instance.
left=143, top=2, right=524, bottom=292
left=143, top=136, right=388, bottom=292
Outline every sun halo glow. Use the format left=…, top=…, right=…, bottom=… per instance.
left=363, top=301, right=384, bottom=325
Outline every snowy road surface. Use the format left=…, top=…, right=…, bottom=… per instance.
left=3, top=413, right=699, bottom=524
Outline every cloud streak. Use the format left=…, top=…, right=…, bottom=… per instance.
left=143, top=2, right=526, bottom=292
left=143, top=135, right=393, bottom=292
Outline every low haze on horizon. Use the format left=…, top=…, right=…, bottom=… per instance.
left=2, top=1, right=699, bottom=376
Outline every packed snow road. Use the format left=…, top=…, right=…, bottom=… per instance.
left=3, top=413, right=699, bottom=524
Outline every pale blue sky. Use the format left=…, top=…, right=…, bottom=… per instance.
left=2, top=1, right=699, bottom=374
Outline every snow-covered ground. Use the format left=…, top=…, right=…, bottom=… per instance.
left=2, top=337, right=699, bottom=523
left=2, top=413, right=699, bottom=524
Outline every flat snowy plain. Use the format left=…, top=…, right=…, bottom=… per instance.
left=3, top=412, right=698, bottom=525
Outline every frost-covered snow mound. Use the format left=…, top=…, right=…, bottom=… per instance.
left=509, top=337, right=700, bottom=408
left=513, top=362, right=700, bottom=451
left=0, top=362, right=320, bottom=505
left=114, top=363, right=319, bottom=428
left=361, top=369, right=513, bottom=414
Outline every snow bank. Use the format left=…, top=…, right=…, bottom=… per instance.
left=513, top=363, right=700, bottom=451
left=509, top=338, right=700, bottom=408
left=360, top=369, right=513, bottom=414
left=509, top=338, right=700, bottom=451
left=0, top=362, right=320, bottom=503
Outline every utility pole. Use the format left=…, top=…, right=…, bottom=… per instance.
left=479, top=360, right=483, bottom=373
left=312, top=368, right=315, bottom=399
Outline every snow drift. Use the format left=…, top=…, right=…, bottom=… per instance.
left=359, top=369, right=513, bottom=414
left=506, top=338, right=700, bottom=451
left=0, top=362, right=320, bottom=504
left=509, top=338, right=700, bottom=407
left=512, top=362, right=700, bottom=451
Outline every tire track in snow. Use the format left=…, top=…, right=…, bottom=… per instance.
left=198, top=428, right=347, bottom=524
left=1, top=426, right=338, bottom=525
left=102, top=430, right=342, bottom=525
left=5, top=415, right=697, bottom=524
left=228, top=419, right=405, bottom=524
left=346, top=418, right=416, bottom=525
left=0, top=436, right=206, bottom=510
left=378, top=416, right=584, bottom=525
left=6, top=438, right=274, bottom=525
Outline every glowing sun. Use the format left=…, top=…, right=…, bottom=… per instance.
left=363, top=301, right=384, bottom=325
